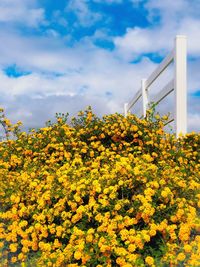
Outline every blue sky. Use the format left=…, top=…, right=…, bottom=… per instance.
left=0, top=0, right=200, bottom=132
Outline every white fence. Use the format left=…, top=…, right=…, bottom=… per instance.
left=124, top=35, right=187, bottom=138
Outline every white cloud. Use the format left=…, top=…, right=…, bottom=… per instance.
left=114, top=26, right=170, bottom=61
left=188, top=113, right=200, bottom=132
left=130, top=0, right=146, bottom=5
left=114, top=21, right=200, bottom=61
left=114, top=0, right=200, bottom=59
left=186, top=58, right=200, bottom=95
left=178, top=18, right=200, bottom=55
left=66, top=0, right=102, bottom=27
left=0, top=0, right=45, bottom=27
left=146, top=0, right=200, bottom=23
left=0, top=30, right=80, bottom=73
left=0, top=48, right=156, bottom=101
left=52, top=10, right=68, bottom=27
left=1, top=94, right=113, bottom=131
left=0, top=28, right=157, bottom=129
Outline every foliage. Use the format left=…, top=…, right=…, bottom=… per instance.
left=0, top=107, right=200, bottom=267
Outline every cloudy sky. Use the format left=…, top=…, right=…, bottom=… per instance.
left=0, top=0, right=200, bottom=132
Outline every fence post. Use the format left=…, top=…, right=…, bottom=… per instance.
left=174, top=35, right=187, bottom=137
left=142, top=78, right=148, bottom=117
left=124, top=103, right=128, bottom=117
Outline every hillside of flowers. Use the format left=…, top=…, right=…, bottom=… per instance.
left=0, top=107, right=200, bottom=267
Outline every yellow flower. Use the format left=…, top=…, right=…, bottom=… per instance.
left=143, top=154, right=153, bottom=162
left=149, top=229, right=156, bottom=236
left=145, top=256, right=154, bottom=266
left=118, top=180, right=124, bottom=186
left=177, top=252, right=186, bottom=261
left=143, top=233, right=150, bottom=242
left=81, top=148, right=87, bottom=154
left=11, top=256, right=17, bottom=263
left=115, top=247, right=127, bottom=256
left=131, top=125, right=138, bottom=131
left=3, top=118, right=11, bottom=126
left=133, top=166, right=140, bottom=175
left=18, top=253, right=25, bottom=261
left=86, top=234, right=93, bottom=243
left=183, top=244, right=192, bottom=253
left=87, top=228, right=95, bottom=234
left=161, top=190, right=168, bottom=198
left=10, top=194, right=20, bottom=203
left=128, top=244, right=136, bottom=252
left=9, top=243, right=18, bottom=253
left=122, top=264, right=132, bottom=267
left=114, top=203, right=121, bottom=211
left=74, top=250, right=82, bottom=260
left=90, top=151, right=94, bottom=157
left=116, top=257, right=126, bottom=265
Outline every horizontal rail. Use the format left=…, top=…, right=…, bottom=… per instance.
left=126, top=50, right=174, bottom=114
left=151, top=79, right=174, bottom=105
left=127, top=87, right=142, bottom=111
left=146, top=50, right=174, bottom=89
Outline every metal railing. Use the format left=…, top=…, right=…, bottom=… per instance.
left=124, top=35, right=187, bottom=138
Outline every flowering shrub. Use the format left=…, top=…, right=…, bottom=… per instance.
left=0, top=107, right=200, bottom=267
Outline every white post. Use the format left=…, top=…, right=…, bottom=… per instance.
left=142, top=78, right=148, bottom=117
left=174, top=35, right=187, bottom=138
left=124, top=103, right=128, bottom=117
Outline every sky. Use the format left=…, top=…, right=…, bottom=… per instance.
left=0, top=0, right=200, bottom=133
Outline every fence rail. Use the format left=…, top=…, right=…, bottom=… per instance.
left=124, top=35, right=187, bottom=138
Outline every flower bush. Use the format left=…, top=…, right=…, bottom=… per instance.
left=0, top=107, right=200, bottom=267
